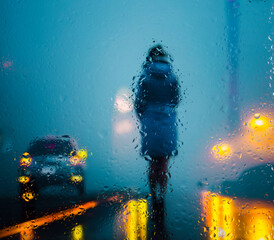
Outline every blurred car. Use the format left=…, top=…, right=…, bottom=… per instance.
left=18, top=135, right=86, bottom=202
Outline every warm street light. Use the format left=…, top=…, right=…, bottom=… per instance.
left=249, top=113, right=271, bottom=131
left=211, top=143, right=232, bottom=161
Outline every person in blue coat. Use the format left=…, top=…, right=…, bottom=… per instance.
left=134, top=44, right=180, bottom=238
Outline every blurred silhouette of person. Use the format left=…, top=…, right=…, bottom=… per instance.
left=134, top=44, right=180, bottom=239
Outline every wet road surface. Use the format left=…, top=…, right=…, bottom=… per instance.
left=0, top=191, right=273, bottom=240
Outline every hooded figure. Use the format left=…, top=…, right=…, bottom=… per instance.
left=134, top=45, right=180, bottom=239
left=135, top=45, right=180, bottom=159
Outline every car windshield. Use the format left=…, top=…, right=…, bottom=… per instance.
left=28, top=139, right=75, bottom=157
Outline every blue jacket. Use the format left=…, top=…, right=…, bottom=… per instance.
left=134, top=60, right=180, bottom=158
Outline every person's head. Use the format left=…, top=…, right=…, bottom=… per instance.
left=146, top=44, right=170, bottom=63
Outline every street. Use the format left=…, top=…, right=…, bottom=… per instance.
left=0, top=188, right=273, bottom=240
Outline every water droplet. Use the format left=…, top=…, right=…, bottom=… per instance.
left=254, top=113, right=260, bottom=119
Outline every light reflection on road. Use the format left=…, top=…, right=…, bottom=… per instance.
left=71, top=224, right=84, bottom=240
left=114, top=198, right=148, bottom=240
left=0, top=195, right=122, bottom=239
left=1, top=193, right=273, bottom=239
left=201, top=191, right=274, bottom=240
left=20, top=229, right=35, bottom=240
left=124, top=199, right=148, bottom=240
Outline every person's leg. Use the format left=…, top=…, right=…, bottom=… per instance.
left=148, top=159, right=158, bottom=206
left=155, top=157, right=170, bottom=239
left=148, top=157, right=171, bottom=239
left=158, top=157, right=170, bottom=196
left=149, top=157, right=170, bottom=199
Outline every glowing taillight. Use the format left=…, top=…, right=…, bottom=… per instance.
left=20, top=152, right=32, bottom=167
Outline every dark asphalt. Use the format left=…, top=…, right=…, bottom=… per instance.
left=0, top=190, right=273, bottom=240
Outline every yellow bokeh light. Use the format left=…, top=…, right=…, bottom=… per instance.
left=20, top=152, right=32, bottom=167
left=124, top=199, right=148, bottom=240
left=77, top=149, right=87, bottom=160
left=201, top=191, right=274, bottom=240
left=254, top=119, right=264, bottom=126
left=249, top=114, right=271, bottom=131
left=23, top=152, right=30, bottom=157
left=22, top=192, right=35, bottom=202
left=18, top=176, right=30, bottom=184
left=211, top=143, right=232, bottom=160
left=69, top=149, right=88, bottom=166
left=254, top=113, right=260, bottom=118
left=71, top=224, right=84, bottom=240
left=70, top=175, right=83, bottom=183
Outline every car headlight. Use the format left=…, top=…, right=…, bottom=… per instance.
left=20, top=152, right=32, bottom=167
left=18, top=176, right=30, bottom=184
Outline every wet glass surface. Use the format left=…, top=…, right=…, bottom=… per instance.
left=0, top=0, right=273, bottom=239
